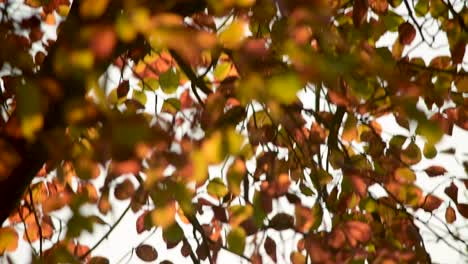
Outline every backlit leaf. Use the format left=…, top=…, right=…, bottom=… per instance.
left=227, top=227, right=246, bottom=255
left=207, top=178, right=229, bottom=198
left=445, top=206, right=456, bottom=223
left=159, top=69, right=180, bottom=94
left=0, top=227, right=18, bottom=253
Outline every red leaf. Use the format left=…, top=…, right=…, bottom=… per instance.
left=421, top=194, right=443, bottom=212
left=456, top=203, right=468, bottom=218
left=136, top=211, right=150, bottom=234
left=136, top=244, right=158, bottom=262
left=445, top=206, right=456, bottom=223
left=444, top=183, right=458, bottom=203
left=270, top=213, right=294, bottom=231
left=264, top=236, right=277, bottom=262
left=424, top=166, right=447, bottom=177
left=399, top=22, right=416, bottom=45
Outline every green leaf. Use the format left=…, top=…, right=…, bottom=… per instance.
left=423, top=142, right=437, bottom=159
left=227, top=227, right=246, bottom=255
left=162, top=98, right=181, bottom=114
left=142, top=78, right=159, bottom=91
left=162, top=223, right=184, bottom=244
left=16, top=82, right=43, bottom=139
left=268, top=73, right=302, bottom=103
left=207, top=178, right=229, bottom=198
left=159, top=69, right=180, bottom=93
left=133, top=89, right=147, bottom=106
left=415, top=0, right=429, bottom=17
left=382, top=11, right=404, bottom=32
left=214, top=62, right=231, bottom=81
left=416, top=120, right=443, bottom=145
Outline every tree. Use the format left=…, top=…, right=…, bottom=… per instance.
left=0, top=0, right=467, bottom=263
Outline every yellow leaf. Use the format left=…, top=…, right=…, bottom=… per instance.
left=0, top=227, right=19, bottom=253
left=202, top=132, right=223, bottom=164
left=268, top=73, right=302, bottom=103
left=219, top=20, right=246, bottom=49
left=150, top=201, right=176, bottom=229
left=191, top=150, right=208, bottom=185
left=80, top=0, right=110, bottom=18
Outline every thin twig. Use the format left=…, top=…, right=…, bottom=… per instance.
left=80, top=203, right=132, bottom=260
left=28, top=187, right=43, bottom=258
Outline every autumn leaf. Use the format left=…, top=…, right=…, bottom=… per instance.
left=456, top=203, right=468, bottom=218
left=227, top=227, right=246, bottom=255
left=424, top=166, right=446, bottom=177
left=264, top=236, right=277, bottom=262
left=421, top=194, right=443, bottom=212
left=136, top=244, right=158, bottom=262
left=444, top=183, right=458, bottom=203
left=398, top=22, right=416, bottom=45
left=114, top=179, right=135, bottom=200
left=0, top=227, right=18, bottom=253
left=445, top=206, right=456, bottom=223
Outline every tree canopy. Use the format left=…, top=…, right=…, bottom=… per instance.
left=0, top=0, right=467, bottom=263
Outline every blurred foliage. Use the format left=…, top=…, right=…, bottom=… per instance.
left=0, top=0, right=467, bottom=263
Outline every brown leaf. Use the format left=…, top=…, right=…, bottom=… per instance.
left=399, top=22, right=416, bottom=45
left=421, top=194, right=443, bottom=212
left=136, top=244, right=158, bottom=262
left=264, top=236, right=277, bottom=262
left=451, top=40, right=466, bottom=64
left=270, top=213, right=294, bottom=231
left=424, top=166, right=446, bottom=177
left=117, top=80, right=129, bottom=99
left=353, top=0, right=368, bottom=27
left=89, top=256, right=110, bottom=264
left=114, top=179, right=135, bottom=200
left=456, top=203, right=468, bottom=218
left=444, top=183, right=458, bottom=203
left=445, top=206, right=456, bottom=223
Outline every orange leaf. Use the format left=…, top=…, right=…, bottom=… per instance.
left=445, top=206, right=456, bottom=223
left=0, top=227, right=19, bottom=253
left=343, top=221, right=371, bottom=247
